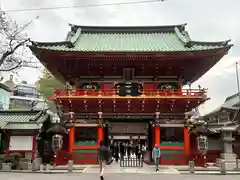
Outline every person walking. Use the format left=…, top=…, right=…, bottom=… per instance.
left=98, top=141, right=109, bottom=180
left=135, top=143, right=141, bottom=159
left=152, top=144, right=161, bottom=172
left=114, top=142, right=119, bottom=162
left=109, top=141, right=114, bottom=160
left=120, top=142, right=125, bottom=160
left=126, top=142, right=132, bottom=158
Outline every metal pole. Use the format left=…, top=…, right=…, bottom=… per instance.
left=236, top=62, right=240, bottom=100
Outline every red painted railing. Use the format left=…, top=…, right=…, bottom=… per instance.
left=52, top=89, right=207, bottom=99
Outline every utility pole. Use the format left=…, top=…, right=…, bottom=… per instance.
left=236, top=62, right=240, bottom=100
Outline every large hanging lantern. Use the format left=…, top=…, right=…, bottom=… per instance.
left=197, top=135, right=208, bottom=154
left=52, top=134, right=63, bottom=153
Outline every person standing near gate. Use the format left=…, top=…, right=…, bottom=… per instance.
left=152, top=144, right=161, bottom=172
left=98, top=140, right=109, bottom=180
left=120, top=142, right=125, bottom=160
left=126, top=142, right=132, bottom=158
left=114, top=142, right=119, bottom=162
left=135, top=143, right=141, bottom=159
left=110, top=140, right=114, bottom=160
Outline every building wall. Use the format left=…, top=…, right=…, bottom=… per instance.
left=9, top=83, right=46, bottom=110
left=0, top=88, right=10, bottom=110
left=208, top=139, right=223, bottom=151
left=10, top=96, right=46, bottom=110
left=14, top=84, right=39, bottom=98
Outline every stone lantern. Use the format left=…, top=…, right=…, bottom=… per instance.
left=218, top=126, right=238, bottom=170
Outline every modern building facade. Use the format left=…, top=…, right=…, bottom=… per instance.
left=30, top=23, right=232, bottom=165
left=0, top=83, right=11, bottom=110
left=10, top=83, right=46, bottom=110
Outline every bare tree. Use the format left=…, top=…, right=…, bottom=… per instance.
left=0, top=7, right=40, bottom=72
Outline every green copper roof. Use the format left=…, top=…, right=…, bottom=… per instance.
left=30, top=24, right=232, bottom=52
left=0, top=110, right=49, bottom=129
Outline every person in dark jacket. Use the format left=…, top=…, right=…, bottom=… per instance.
left=120, top=142, right=125, bottom=160
left=98, top=140, right=109, bottom=180
left=114, top=142, right=119, bottom=162
left=126, top=142, right=132, bottom=158
left=135, top=144, right=141, bottom=159
left=109, top=141, right=114, bottom=159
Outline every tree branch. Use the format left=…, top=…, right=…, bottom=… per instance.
left=0, top=8, right=39, bottom=72
left=0, top=38, right=30, bottom=68
left=0, top=60, right=22, bottom=71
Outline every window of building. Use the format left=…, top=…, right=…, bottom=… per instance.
left=74, top=127, right=98, bottom=146
left=160, top=127, right=184, bottom=143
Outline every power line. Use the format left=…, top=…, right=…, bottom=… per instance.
left=2, top=0, right=165, bottom=13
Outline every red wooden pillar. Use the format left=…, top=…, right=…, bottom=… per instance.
left=155, top=126, right=160, bottom=146
left=31, top=136, right=36, bottom=160
left=184, top=127, right=190, bottom=160
left=154, top=112, right=161, bottom=146
left=152, top=126, right=155, bottom=148
left=69, top=127, right=74, bottom=153
left=98, top=112, right=104, bottom=145
left=98, top=126, right=104, bottom=145
left=5, top=135, right=10, bottom=160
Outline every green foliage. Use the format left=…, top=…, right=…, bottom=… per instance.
left=36, top=69, right=65, bottom=112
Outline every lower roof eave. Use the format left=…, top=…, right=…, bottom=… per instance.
left=33, top=44, right=231, bottom=54
left=52, top=96, right=206, bottom=100
left=2, top=123, right=43, bottom=130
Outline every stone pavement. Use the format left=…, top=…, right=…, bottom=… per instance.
left=1, top=172, right=240, bottom=180
left=1, top=163, right=240, bottom=174
left=82, top=162, right=180, bottom=174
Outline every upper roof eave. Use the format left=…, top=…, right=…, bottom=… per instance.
left=29, top=40, right=74, bottom=49
left=225, top=92, right=240, bottom=102
left=188, top=39, right=232, bottom=47
left=28, top=46, right=232, bottom=54
left=202, top=105, right=239, bottom=118
left=29, top=22, right=232, bottom=54
left=68, top=23, right=188, bottom=32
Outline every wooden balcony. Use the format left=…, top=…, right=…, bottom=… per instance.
left=51, top=89, right=207, bottom=100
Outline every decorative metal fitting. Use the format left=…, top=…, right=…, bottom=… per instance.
left=155, top=112, right=160, bottom=119
left=98, top=111, right=103, bottom=119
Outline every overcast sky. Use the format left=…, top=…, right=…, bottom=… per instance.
left=1, top=0, right=240, bottom=114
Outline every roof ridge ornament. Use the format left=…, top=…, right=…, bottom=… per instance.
left=174, top=27, right=192, bottom=47
left=69, top=28, right=81, bottom=45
